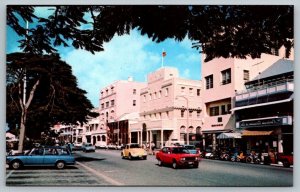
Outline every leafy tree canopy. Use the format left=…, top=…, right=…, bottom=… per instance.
left=6, top=52, right=97, bottom=139
left=7, top=5, right=293, bottom=62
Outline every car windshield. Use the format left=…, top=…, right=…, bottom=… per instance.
left=86, top=144, right=92, bottom=147
left=184, top=145, right=195, bottom=150
left=172, top=147, right=189, bottom=154
left=130, top=144, right=140, bottom=148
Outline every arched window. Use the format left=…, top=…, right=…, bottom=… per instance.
left=97, top=135, right=101, bottom=141
left=102, top=135, right=106, bottom=142
left=188, top=126, right=194, bottom=133
left=180, top=126, right=186, bottom=133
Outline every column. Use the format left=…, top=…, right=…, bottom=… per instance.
left=160, top=129, right=163, bottom=148
left=278, top=133, right=283, bottom=153
left=212, top=133, right=216, bottom=151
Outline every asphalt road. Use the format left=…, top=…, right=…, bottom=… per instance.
left=6, top=149, right=293, bottom=187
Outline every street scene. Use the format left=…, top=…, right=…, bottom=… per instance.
left=6, top=149, right=293, bottom=186
left=5, top=4, right=294, bottom=188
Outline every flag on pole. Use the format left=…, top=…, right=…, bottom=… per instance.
left=162, top=51, right=167, bottom=57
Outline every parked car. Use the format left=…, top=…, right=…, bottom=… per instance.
left=82, top=143, right=96, bottom=152
left=181, top=144, right=201, bottom=156
left=277, top=152, right=293, bottom=168
left=121, top=143, right=147, bottom=160
left=156, top=146, right=201, bottom=169
left=6, top=146, right=75, bottom=170
left=73, top=142, right=83, bottom=151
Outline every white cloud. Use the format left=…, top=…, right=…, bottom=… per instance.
left=181, top=69, right=191, bottom=79
left=61, top=31, right=160, bottom=107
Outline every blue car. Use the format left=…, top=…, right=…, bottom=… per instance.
left=6, top=146, right=75, bottom=170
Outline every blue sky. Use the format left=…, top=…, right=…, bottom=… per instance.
left=6, top=6, right=202, bottom=107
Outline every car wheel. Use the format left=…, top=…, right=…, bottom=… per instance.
left=121, top=152, right=125, bottom=159
left=143, top=156, right=147, bottom=160
left=128, top=153, right=132, bottom=160
left=231, top=157, right=236, bottom=162
left=172, top=160, right=178, bottom=169
left=193, top=163, right=199, bottom=168
left=158, top=159, right=163, bottom=166
left=56, top=161, right=65, bottom=169
left=10, top=160, right=22, bottom=170
left=283, top=160, right=290, bottom=168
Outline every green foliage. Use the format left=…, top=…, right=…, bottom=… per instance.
left=6, top=52, right=94, bottom=139
left=7, top=5, right=293, bottom=62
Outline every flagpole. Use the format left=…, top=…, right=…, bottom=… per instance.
left=161, top=49, right=164, bottom=68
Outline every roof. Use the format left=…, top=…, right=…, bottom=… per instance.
left=250, top=59, right=293, bottom=82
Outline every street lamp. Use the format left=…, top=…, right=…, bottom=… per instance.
left=176, top=95, right=189, bottom=145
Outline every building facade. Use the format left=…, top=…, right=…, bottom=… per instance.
left=99, top=77, right=146, bottom=145
left=233, top=59, right=293, bottom=154
left=201, top=46, right=294, bottom=151
left=131, top=67, right=202, bottom=148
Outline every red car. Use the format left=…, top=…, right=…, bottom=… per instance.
left=156, top=146, right=201, bottom=169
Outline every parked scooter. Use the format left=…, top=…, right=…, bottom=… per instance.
left=231, top=151, right=246, bottom=162
left=220, top=151, right=230, bottom=161
left=246, top=151, right=261, bottom=164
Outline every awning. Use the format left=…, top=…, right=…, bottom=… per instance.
left=217, top=132, right=242, bottom=139
left=242, top=130, right=273, bottom=136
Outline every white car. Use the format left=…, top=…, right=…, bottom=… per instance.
left=82, top=143, right=95, bottom=152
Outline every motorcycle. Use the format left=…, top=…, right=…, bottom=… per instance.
left=220, top=151, right=230, bottom=161
left=246, top=151, right=261, bottom=164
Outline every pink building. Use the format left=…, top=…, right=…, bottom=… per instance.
left=131, top=67, right=202, bottom=148
left=99, top=77, right=146, bottom=145
left=201, top=46, right=294, bottom=151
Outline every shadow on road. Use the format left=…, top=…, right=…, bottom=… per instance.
left=75, top=156, right=106, bottom=162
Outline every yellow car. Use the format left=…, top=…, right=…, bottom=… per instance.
left=121, top=143, right=147, bottom=160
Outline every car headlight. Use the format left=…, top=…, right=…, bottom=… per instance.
left=195, top=157, right=199, bottom=161
left=181, top=157, right=186, bottom=161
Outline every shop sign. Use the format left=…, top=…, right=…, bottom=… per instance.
left=239, top=118, right=282, bottom=128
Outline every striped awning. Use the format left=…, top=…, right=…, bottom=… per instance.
left=242, top=130, right=273, bottom=136
left=217, top=132, right=242, bottom=139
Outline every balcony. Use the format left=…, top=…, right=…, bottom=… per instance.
left=235, top=81, right=293, bottom=107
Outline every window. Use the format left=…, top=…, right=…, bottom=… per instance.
left=221, top=68, right=231, bottom=85
left=106, top=101, right=109, bottom=108
left=189, top=110, right=193, bottom=117
left=133, top=89, right=136, bottom=95
left=243, top=70, right=250, bottom=81
left=143, top=95, right=146, bottom=102
left=154, top=92, right=157, bottom=99
left=197, top=89, right=200, bottom=96
left=106, top=89, right=108, bottom=95
left=181, top=87, right=185, bottom=94
left=189, top=88, right=193, bottom=96
left=227, top=104, right=231, bottom=114
left=133, top=100, right=136, bottom=106
left=209, top=106, right=219, bottom=116
left=165, top=88, right=169, bottom=96
left=149, top=93, right=152, bottom=100
left=181, top=110, right=185, bottom=118
left=205, top=75, right=213, bottom=89
left=197, top=111, right=201, bottom=118
left=221, top=105, right=226, bottom=115
left=158, top=90, right=162, bottom=98
left=111, top=100, right=115, bottom=106
left=101, top=103, right=104, bottom=109
left=166, top=111, right=169, bottom=118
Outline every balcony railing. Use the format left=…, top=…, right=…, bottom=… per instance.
left=235, top=81, right=293, bottom=107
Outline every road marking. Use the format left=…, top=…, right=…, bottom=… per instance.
left=76, top=161, right=123, bottom=185
left=6, top=170, right=14, bottom=179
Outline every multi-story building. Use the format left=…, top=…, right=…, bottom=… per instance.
left=201, top=46, right=294, bottom=151
left=99, top=77, right=146, bottom=145
left=131, top=67, right=202, bottom=148
left=233, top=59, right=293, bottom=154
left=52, top=124, right=74, bottom=144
